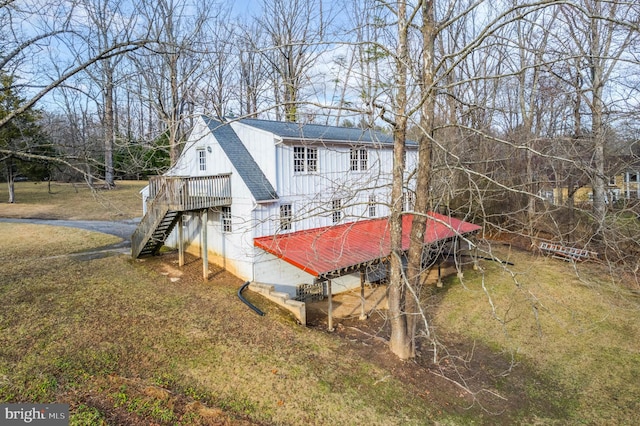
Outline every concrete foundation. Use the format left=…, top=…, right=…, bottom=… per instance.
left=249, top=282, right=307, bottom=325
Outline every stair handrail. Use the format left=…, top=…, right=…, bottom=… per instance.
left=131, top=181, right=171, bottom=258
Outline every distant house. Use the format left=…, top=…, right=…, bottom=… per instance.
left=132, top=116, right=481, bottom=319
left=610, top=168, right=640, bottom=201
left=541, top=162, right=640, bottom=206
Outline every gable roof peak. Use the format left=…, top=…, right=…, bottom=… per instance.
left=202, top=116, right=278, bottom=203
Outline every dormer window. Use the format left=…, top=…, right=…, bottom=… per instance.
left=294, top=146, right=318, bottom=173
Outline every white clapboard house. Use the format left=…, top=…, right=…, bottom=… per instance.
left=131, top=116, right=480, bottom=322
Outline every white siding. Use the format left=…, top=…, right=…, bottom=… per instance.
left=252, top=251, right=363, bottom=297
left=249, top=142, right=408, bottom=237
left=230, top=121, right=278, bottom=190
left=159, top=117, right=419, bottom=287
left=162, top=116, right=267, bottom=281
left=166, top=119, right=216, bottom=177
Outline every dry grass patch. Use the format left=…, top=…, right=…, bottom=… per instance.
left=0, top=223, right=121, bottom=262
left=0, top=181, right=146, bottom=220
left=6, top=219, right=636, bottom=424
left=0, top=224, right=440, bottom=425
left=435, top=244, right=640, bottom=424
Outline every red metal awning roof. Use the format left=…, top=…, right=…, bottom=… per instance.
left=253, top=212, right=481, bottom=278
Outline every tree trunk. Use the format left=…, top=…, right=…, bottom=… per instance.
left=6, top=159, right=15, bottom=203
left=388, top=0, right=412, bottom=360
left=591, top=88, right=606, bottom=223
left=567, top=175, right=575, bottom=243
left=8, top=180, right=15, bottom=203
left=404, top=0, right=437, bottom=359
left=169, top=52, right=181, bottom=166
left=590, top=15, right=606, bottom=223
left=104, top=65, right=115, bottom=188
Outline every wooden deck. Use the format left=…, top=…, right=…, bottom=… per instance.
left=132, top=174, right=232, bottom=259
left=147, top=174, right=232, bottom=211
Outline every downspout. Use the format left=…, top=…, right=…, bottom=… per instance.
left=238, top=281, right=265, bottom=316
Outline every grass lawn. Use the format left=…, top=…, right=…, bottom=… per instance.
left=0, top=180, right=146, bottom=220
left=0, top=223, right=441, bottom=425
left=1, top=183, right=639, bottom=424
left=434, top=244, right=640, bottom=424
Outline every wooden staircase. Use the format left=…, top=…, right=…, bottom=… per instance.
left=131, top=201, right=182, bottom=258
left=131, top=174, right=232, bottom=259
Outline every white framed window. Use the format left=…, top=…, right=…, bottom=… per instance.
left=280, top=204, right=292, bottom=231
left=332, top=199, right=342, bottom=223
left=221, top=206, right=232, bottom=233
left=198, top=149, right=207, bottom=171
left=294, top=146, right=318, bottom=173
left=403, top=191, right=415, bottom=212
left=350, top=148, right=368, bottom=171
left=368, top=194, right=376, bottom=217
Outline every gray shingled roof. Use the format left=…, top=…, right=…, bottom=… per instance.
left=203, top=116, right=278, bottom=203
left=237, top=117, right=405, bottom=146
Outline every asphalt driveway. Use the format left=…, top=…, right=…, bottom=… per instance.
left=0, top=218, right=141, bottom=258
left=0, top=217, right=139, bottom=240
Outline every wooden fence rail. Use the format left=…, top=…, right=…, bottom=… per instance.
left=132, top=174, right=232, bottom=258
left=148, top=174, right=232, bottom=211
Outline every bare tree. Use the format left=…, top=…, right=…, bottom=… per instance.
left=236, top=21, right=269, bottom=118
left=256, top=0, right=335, bottom=122
left=0, top=0, right=150, bottom=132
left=386, top=0, right=413, bottom=360
left=196, top=12, right=240, bottom=119
left=79, top=0, right=139, bottom=187
left=558, top=1, right=639, bottom=224
left=130, top=0, right=217, bottom=165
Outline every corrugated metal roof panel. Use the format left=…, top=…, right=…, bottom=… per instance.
left=254, top=212, right=481, bottom=277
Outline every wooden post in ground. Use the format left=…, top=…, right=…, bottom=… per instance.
left=202, top=209, right=209, bottom=281
left=473, top=241, right=479, bottom=271
left=455, top=237, right=464, bottom=281
left=359, top=268, right=367, bottom=320
left=436, top=261, right=442, bottom=287
left=178, top=215, right=184, bottom=267
left=327, top=280, right=334, bottom=332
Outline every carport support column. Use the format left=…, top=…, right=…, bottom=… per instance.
left=178, top=215, right=184, bottom=267
left=472, top=239, right=479, bottom=271
left=359, top=269, right=367, bottom=320
left=327, top=280, right=334, bottom=332
left=202, top=209, right=209, bottom=281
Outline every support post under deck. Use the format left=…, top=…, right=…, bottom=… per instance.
left=178, top=215, right=184, bottom=267
left=327, top=280, right=334, bottom=332
left=202, top=209, right=209, bottom=281
left=359, top=269, right=367, bottom=320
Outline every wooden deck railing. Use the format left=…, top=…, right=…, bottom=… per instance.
left=148, top=174, right=232, bottom=211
